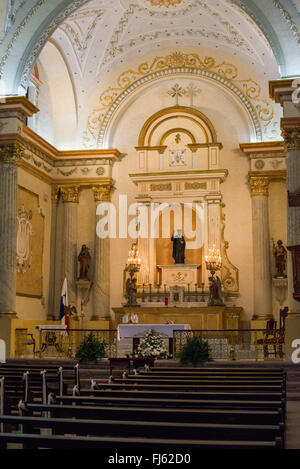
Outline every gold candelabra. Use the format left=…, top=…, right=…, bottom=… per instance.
left=205, top=245, right=222, bottom=278
left=125, top=242, right=141, bottom=280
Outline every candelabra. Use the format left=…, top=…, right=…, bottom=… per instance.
left=205, top=245, right=222, bottom=279
left=125, top=242, right=141, bottom=280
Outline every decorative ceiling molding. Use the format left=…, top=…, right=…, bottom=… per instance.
left=273, top=0, right=300, bottom=46
left=83, top=52, right=280, bottom=148
left=99, top=0, right=258, bottom=71
left=143, top=0, right=184, bottom=7
left=58, top=7, right=104, bottom=73
left=19, top=0, right=90, bottom=91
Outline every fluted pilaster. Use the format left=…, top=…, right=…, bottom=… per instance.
left=249, top=176, right=272, bottom=319
left=92, top=184, right=112, bottom=319
left=47, top=186, right=59, bottom=319
left=282, top=122, right=300, bottom=314
left=60, top=186, right=79, bottom=307
left=0, top=142, right=24, bottom=313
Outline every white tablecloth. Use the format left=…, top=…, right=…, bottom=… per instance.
left=117, top=324, right=190, bottom=340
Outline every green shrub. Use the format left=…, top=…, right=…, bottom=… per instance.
left=75, top=333, right=106, bottom=363
left=179, top=337, right=212, bottom=366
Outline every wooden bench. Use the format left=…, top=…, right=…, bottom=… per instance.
left=52, top=395, right=286, bottom=415
left=90, top=381, right=285, bottom=393
left=23, top=402, right=285, bottom=426
left=0, top=414, right=285, bottom=444
left=77, top=388, right=286, bottom=402
left=0, top=432, right=283, bottom=449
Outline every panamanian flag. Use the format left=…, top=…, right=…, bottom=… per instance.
left=59, top=278, right=69, bottom=330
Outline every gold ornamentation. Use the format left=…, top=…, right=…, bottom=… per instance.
left=169, top=52, right=186, bottom=67
left=249, top=176, right=270, bottom=197
left=150, top=183, right=172, bottom=191
left=60, top=185, right=80, bottom=203
left=96, top=167, right=105, bottom=176
left=281, top=128, right=300, bottom=151
left=92, top=184, right=113, bottom=202
left=144, top=0, right=183, bottom=7
left=0, top=142, right=25, bottom=164
left=85, top=52, right=277, bottom=148
left=57, top=167, right=77, bottom=177
left=254, top=160, right=265, bottom=170
left=51, top=186, right=59, bottom=203
left=185, top=182, right=207, bottom=190
left=220, top=204, right=239, bottom=293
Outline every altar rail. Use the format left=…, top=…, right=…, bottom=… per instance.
left=37, top=329, right=118, bottom=359
left=173, top=329, right=285, bottom=361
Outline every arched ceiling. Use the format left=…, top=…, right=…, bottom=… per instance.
left=0, top=0, right=300, bottom=96
left=51, top=0, right=279, bottom=91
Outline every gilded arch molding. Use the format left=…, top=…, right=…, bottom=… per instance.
left=84, top=53, right=279, bottom=148
left=139, top=107, right=216, bottom=147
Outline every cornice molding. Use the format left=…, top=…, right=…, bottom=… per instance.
left=269, top=78, right=298, bottom=103
left=240, top=141, right=286, bottom=154
left=248, top=170, right=286, bottom=180
left=0, top=97, right=39, bottom=118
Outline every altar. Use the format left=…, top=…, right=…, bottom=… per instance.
left=118, top=324, right=190, bottom=340
left=117, top=324, right=191, bottom=356
left=112, top=306, right=242, bottom=331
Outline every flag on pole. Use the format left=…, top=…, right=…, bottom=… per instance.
left=59, top=278, right=69, bottom=330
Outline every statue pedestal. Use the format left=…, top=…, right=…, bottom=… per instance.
left=157, top=264, right=201, bottom=287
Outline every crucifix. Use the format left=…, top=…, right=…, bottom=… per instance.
left=185, top=82, right=202, bottom=106
left=168, top=83, right=186, bottom=106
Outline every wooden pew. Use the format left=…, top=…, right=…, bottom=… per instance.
left=89, top=382, right=285, bottom=393
left=23, top=402, right=285, bottom=426
left=0, top=414, right=285, bottom=444
left=76, top=388, right=286, bottom=402
left=0, top=432, right=283, bottom=450
left=52, top=395, right=286, bottom=415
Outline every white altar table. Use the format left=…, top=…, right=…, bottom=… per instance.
left=117, top=324, right=190, bottom=356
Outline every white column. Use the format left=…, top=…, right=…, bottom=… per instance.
left=206, top=196, right=222, bottom=285
left=92, top=185, right=112, bottom=320
left=47, top=186, right=58, bottom=319
left=282, top=126, right=300, bottom=315
left=0, top=142, right=24, bottom=314
left=60, top=186, right=79, bottom=307
left=249, top=176, right=272, bottom=319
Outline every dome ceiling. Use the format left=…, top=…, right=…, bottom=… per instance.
left=49, top=0, right=279, bottom=96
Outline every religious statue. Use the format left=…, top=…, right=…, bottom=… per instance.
left=272, top=240, right=287, bottom=278
left=208, top=276, right=225, bottom=306
left=171, top=229, right=186, bottom=264
left=125, top=277, right=138, bottom=306
left=78, top=244, right=91, bottom=280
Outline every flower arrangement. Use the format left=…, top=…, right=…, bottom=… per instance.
left=134, top=329, right=168, bottom=359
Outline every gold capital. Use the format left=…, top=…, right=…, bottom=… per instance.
left=92, top=184, right=113, bottom=202
left=249, top=176, right=269, bottom=197
left=282, top=128, right=300, bottom=151
left=51, top=185, right=59, bottom=203
left=60, top=185, right=79, bottom=203
left=0, top=142, right=25, bottom=165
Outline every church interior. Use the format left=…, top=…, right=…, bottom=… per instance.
left=0, top=0, right=300, bottom=451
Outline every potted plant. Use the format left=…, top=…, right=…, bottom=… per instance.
left=75, top=333, right=107, bottom=363
left=179, top=337, right=212, bottom=367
